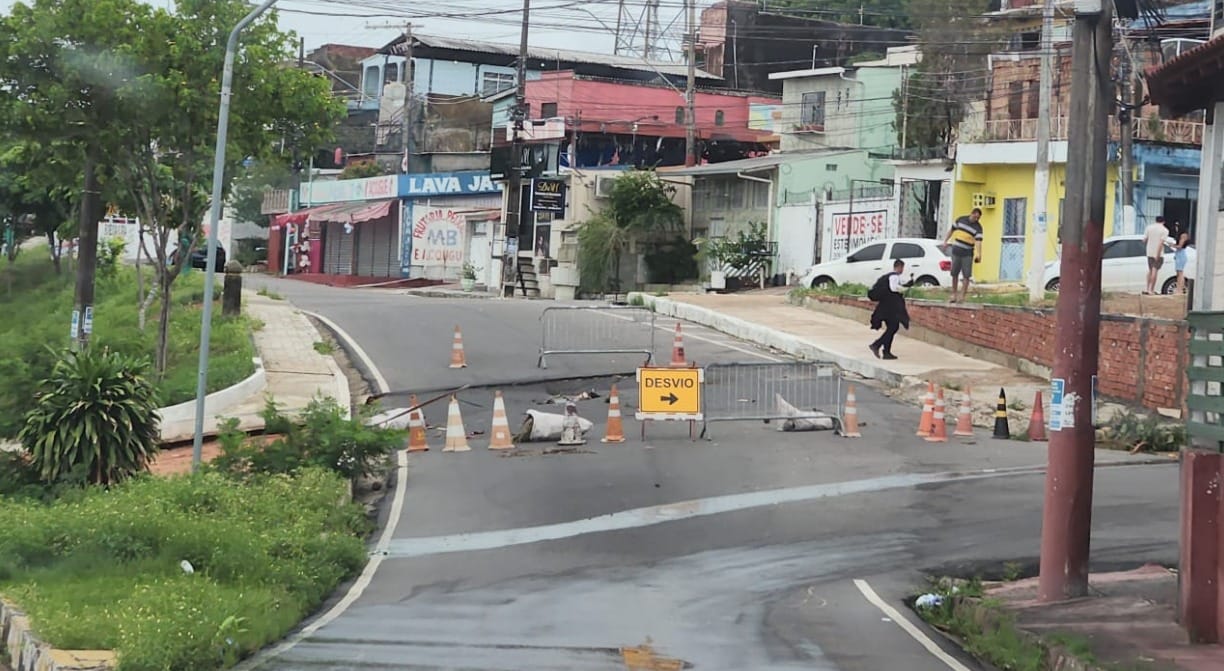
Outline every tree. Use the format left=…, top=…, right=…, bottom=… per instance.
left=576, top=170, right=684, bottom=294
left=0, top=139, right=88, bottom=274
left=230, top=159, right=296, bottom=226
left=770, top=0, right=912, bottom=30
left=0, top=0, right=159, bottom=350
left=108, top=0, right=343, bottom=373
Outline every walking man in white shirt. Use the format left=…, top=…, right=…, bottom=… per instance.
left=1143, top=216, right=1170, bottom=295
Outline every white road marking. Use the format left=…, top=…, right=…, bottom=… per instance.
left=598, top=310, right=781, bottom=363
left=852, top=579, right=974, bottom=671
left=299, top=309, right=391, bottom=395
left=382, top=463, right=1076, bottom=559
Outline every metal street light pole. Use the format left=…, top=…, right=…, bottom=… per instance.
left=193, top=0, right=280, bottom=472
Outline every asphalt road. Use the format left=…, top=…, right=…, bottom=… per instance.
left=242, top=277, right=1180, bottom=671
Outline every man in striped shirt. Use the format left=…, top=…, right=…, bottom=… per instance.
left=943, top=207, right=983, bottom=303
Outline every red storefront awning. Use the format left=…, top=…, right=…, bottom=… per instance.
left=309, top=199, right=395, bottom=224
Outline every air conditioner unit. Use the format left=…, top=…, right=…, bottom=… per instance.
left=594, top=175, right=618, bottom=199
left=971, top=192, right=997, bottom=209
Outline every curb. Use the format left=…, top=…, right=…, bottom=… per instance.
left=940, top=596, right=1102, bottom=671
left=2, top=598, right=114, bottom=671
left=156, top=357, right=267, bottom=441
left=398, top=288, right=495, bottom=299
left=629, top=293, right=906, bottom=386
left=301, top=310, right=390, bottom=397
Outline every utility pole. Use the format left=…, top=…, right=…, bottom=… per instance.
left=503, top=0, right=530, bottom=298
left=72, top=153, right=99, bottom=351
left=685, top=0, right=697, bottom=167
left=402, top=23, right=414, bottom=173
left=900, top=64, right=909, bottom=156
left=1117, top=35, right=1135, bottom=232
left=1037, top=0, right=1113, bottom=602
left=1028, top=0, right=1054, bottom=302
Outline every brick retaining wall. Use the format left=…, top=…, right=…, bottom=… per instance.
left=803, top=295, right=1187, bottom=412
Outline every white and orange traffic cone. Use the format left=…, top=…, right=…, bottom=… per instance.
left=442, top=395, right=471, bottom=452
left=916, top=381, right=935, bottom=437
left=925, top=388, right=948, bottom=443
left=841, top=383, right=862, bottom=438
left=602, top=384, right=626, bottom=443
left=953, top=387, right=974, bottom=437
left=449, top=326, right=467, bottom=369
left=406, top=394, right=430, bottom=452
left=488, top=391, right=515, bottom=450
left=669, top=322, right=687, bottom=367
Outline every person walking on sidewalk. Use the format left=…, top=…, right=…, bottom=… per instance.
left=1143, top=216, right=1170, bottom=295
left=943, top=208, right=983, bottom=303
left=868, top=259, right=912, bottom=360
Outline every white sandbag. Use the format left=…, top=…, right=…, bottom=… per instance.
left=367, top=408, right=412, bottom=429
left=775, top=393, right=835, bottom=432
left=524, top=408, right=594, bottom=441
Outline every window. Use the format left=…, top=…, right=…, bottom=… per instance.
left=384, top=63, right=400, bottom=85
left=540, top=102, right=558, bottom=117
left=890, top=242, right=925, bottom=259
left=848, top=243, right=885, bottom=263
left=715, top=110, right=725, bottom=126
left=676, top=106, right=685, bottom=124
left=481, top=71, right=515, bottom=96
left=801, top=91, right=826, bottom=127
left=1103, top=239, right=1145, bottom=259
left=1007, top=81, right=1024, bottom=119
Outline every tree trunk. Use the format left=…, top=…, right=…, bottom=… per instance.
left=138, top=283, right=157, bottom=331
left=49, top=232, right=61, bottom=274
left=156, top=280, right=172, bottom=375
left=73, top=153, right=100, bottom=351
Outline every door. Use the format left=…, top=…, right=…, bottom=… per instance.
left=776, top=204, right=819, bottom=276
left=1100, top=238, right=1146, bottom=292
left=889, top=241, right=928, bottom=283
left=842, top=242, right=887, bottom=285
left=1000, top=198, right=1027, bottom=281
left=323, top=222, right=354, bottom=275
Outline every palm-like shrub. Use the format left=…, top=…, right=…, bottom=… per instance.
left=20, top=348, right=161, bottom=485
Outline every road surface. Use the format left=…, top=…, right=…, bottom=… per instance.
left=242, top=277, right=1179, bottom=671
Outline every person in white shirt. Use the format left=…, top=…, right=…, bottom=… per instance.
left=1143, top=216, right=1170, bottom=295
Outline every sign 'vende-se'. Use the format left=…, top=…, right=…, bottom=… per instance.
left=636, top=367, right=703, bottom=420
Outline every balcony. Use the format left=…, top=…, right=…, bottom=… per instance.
left=978, top=116, right=1205, bottom=146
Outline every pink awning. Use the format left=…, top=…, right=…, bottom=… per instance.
left=309, top=199, right=396, bottom=224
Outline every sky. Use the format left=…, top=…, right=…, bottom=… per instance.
left=0, top=1, right=694, bottom=59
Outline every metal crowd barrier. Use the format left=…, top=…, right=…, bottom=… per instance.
left=700, top=361, right=843, bottom=438
left=537, top=305, right=657, bottom=369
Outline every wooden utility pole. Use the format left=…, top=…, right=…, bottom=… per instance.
left=402, top=22, right=414, bottom=173
left=1118, top=36, right=1135, bottom=230
left=503, top=0, right=530, bottom=297
left=72, top=152, right=100, bottom=350
left=1028, top=0, right=1054, bottom=302
left=685, top=0, right=697, bottom=167
left=1037, top=0, right=1113, bottom=602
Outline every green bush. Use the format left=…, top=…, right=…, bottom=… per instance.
left=0, top=468, right=368, bottom=671
left=20, top=348, right=161, bottom=485
left=211, top=397, right=403, bottom=481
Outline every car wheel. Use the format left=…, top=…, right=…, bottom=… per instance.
left=1045, top=278, right=1059, bottom=292
left=1161, top=277, right=1181, bottom=295
left=914, top=275, right=938, bottom=288
left=811, top=276, right=835, bottom=289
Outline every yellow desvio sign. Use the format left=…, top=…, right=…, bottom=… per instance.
left=636, top=367, right=703, bottom=419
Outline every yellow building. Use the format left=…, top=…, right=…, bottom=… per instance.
left=951, top=141, right=1122, bottom=283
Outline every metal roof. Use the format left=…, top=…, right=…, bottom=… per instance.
left=659, top=150, right=859, bottom=176
left=767, top=67, right=847, bottom=81
left=384, top=34, right=721, bottom=80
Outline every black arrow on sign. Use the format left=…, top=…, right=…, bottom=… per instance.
left=660, top=393, right=679, bottom=405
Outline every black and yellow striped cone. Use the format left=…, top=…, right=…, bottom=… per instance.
left=992, top=388, right=1011, bottom=439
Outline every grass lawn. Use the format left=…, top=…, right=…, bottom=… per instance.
left=0, top=252, right=255, bottom=438
left=0, top=468, right=368, bottom=671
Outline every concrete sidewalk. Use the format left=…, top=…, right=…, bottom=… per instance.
left=159, top=292, right=350, bottom=442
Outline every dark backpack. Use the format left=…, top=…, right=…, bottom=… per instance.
left=867, top=273, right=891, bottom=302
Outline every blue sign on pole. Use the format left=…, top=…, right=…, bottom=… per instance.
left=1049, top=378, right=1065, bottom=432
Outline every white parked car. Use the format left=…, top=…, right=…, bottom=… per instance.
left=798, top=238, right=952, bottom=289
left=1042, top=234, right=1196, bottom=295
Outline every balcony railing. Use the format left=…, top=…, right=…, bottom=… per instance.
left=978, top=116, right=1205, bottom=146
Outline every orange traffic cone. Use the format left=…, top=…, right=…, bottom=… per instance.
left=841, top=383, right=862, bottom=438
left=406, top=394, right=429, bottom=452
left=488, top=391, right=515, bottom=450
left=669, top=323, right=687, bottom=367
left=916, top=381, right=935, bottom=437
left=602, top=384, right=627, bottom=443
left=442, top=395, right=470, bottom=452
left=449, top=326, right=467, bottom=369
left=953, top=387, right=974, bottom=437
left=1028, top=390, right=1048, bottom=442
left=925, top=388, right=948, bottom=442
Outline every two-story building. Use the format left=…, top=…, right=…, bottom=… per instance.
left=946, top=0, right=1210, bottom=283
